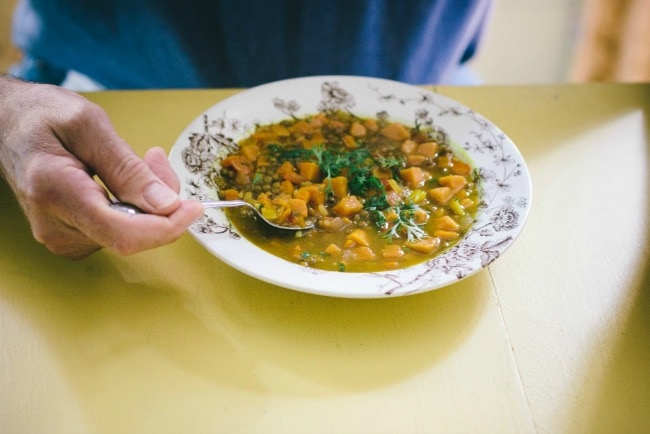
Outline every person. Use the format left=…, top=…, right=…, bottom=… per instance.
left=0, top=0, right=493, bottom=259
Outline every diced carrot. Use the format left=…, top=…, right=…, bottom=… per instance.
left=417, top=142, right=438, bottom=158
left=347, top=229, right=370, bottom=247
left=429, top=186, right=453, bottom=204
left=298, top=161, right=321, bottom=181
left=349, top=122, right=367, bottom=137
left=406, top=237, right=441, bottom=253
left=332, top=195, right=364, bottom=217
left=222, top=189, right=239, bottom=200
left=288, top=198, right=309, bottom=217
left=399, top=166, right=426, bottom=189
left=435, top=215, right=460, bottom=231
left=380, top=122, right=411, bottom=141
left=381, top=244, right=405, bottom=259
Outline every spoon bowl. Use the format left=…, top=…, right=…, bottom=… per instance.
left=110, top=199, right=315, bottom=231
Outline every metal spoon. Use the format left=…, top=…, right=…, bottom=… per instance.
left=109, top=199, right=315, bottom=231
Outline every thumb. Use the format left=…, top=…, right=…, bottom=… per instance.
left=54, top=99, right=180, bottom=215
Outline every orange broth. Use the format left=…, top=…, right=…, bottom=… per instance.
left=215, top=111, right=480, bottom=272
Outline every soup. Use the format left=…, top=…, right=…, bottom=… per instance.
left=215, top=111, right=480, bottom=272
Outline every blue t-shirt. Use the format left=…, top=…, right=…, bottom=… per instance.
left=12, top=0, right=492, bottom=89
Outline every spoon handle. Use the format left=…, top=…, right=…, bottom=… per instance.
left=201, top=200, right=250, bottom=209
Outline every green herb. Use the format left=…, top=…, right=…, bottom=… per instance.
left=383, top=204, right=429, bottom=242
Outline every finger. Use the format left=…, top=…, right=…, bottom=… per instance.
left=143, top=147, right=180, bottom=192
left=51, top=95, right=180, bottom=215
left=99, top=200, right=204, bottom=255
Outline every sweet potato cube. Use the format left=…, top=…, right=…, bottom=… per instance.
left=381, top=244, right=405, bottom=259
left=417, top=142, right=438, bottom=158
left=406, top=237, right=441, bottom=253
left=277, top=161, right=297, bottom=179
left=222, top=189, right=239, bottom=200
left=407, top=155, right=426, bottom=166
left=429, top=186, right=453, bottom=204
left=347, top=229, right=370, bottom=247
left=332, top=195, right=363, bottom=217
left=294, top=187, right=311, bottom=203
left=279, top=179, right=295, bottom=195
left=271, top=123, right=290, bottom=136
left=342, top=134, right=357, bottom=149
left=288, top=198, right=309, bottom=217
left=349, top=122, right=367, bottom=137
left=324, top=243, right=342, bottom=255
left=298, top=161, right=321, bottom=181
left=439, top=175, right=467, bottom=194
left=399, top=166, right=426, bottom=189
left=435, top=215, right=460, bottom=231
left=240, top=144, right=261, bottom=162
left=400, top=139, right=417, bottom=154
left=434, top=229, right=460, bottom=240
left=303, top=184, right=326, bottom=207
left=325, top=176, right=348, bottom=198
left=380, top=122, right=411, bottom=141
left=222, top=155, right=253, bottom=174
left=363, top=118, right=379, bottom=131
left=451, top=158, right=472, bottom=176
left=276, top=205, right=293, bottom=224
left=301, top=132, right=326, bottom=148
left=352, top=246, right=376, bottom=261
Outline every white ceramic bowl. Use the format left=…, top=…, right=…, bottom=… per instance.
left=169, top=76, right=532, bottom=298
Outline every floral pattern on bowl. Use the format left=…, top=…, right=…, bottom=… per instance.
left=169, top=76, right=532, bottom=298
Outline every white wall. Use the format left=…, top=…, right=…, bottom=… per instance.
left=470, top=0, right=585, bottom=84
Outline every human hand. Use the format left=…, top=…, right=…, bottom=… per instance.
left=0, top=76, right=204, bottom=259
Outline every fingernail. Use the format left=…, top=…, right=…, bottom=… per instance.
left=144, top=182, right=178, bottom=209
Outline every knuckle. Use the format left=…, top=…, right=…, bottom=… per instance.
left=109, top=235, right=141, bottom=256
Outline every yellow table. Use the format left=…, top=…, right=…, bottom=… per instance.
left=1, top=84, right=649, bottom=433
